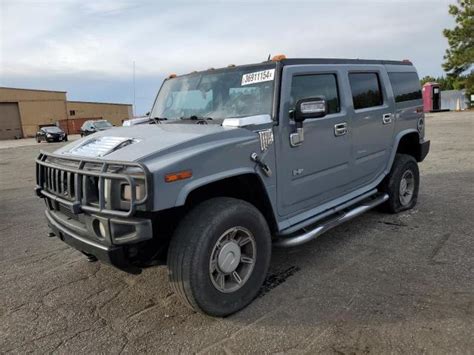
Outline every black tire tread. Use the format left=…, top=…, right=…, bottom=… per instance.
left=379, top=153, right=419, bottom=213
left=167, top=197, right=270, bottom=315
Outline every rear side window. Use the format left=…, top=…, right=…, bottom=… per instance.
left=349, top=73, right=383, bottom=110
left=290, top=74, right=340, bottom=114
left=388, top=72, right=422, bottom=103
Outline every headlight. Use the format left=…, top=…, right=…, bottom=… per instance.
left=121, top=182, right=146, bottom=201
left=46, top=133, right=52, bottom=137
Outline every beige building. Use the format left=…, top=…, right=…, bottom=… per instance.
left=0, top=87, right=133, bottom=139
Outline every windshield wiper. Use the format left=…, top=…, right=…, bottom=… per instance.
left=152, top=117, right=167, bottom=124
left=180, top=115, right=213, bottom=121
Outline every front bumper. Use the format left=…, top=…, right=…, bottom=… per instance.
left=44, top=206, right=152, bottom=273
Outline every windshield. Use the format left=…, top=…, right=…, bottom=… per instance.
left=43, top=126, right=62, bottom=133
left=94, top=120, right=112, bottom=129
left=150, top=64, right=276, bottom=121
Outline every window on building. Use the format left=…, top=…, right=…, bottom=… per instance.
left=388, top=72, right=422, bottom=103
left=69, top=110, right=75, bottom=116
left=290, top=74, right=340, bottom=114
left=349, top=73, right=383, bottom=110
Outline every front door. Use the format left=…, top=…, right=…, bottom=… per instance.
left=276, top=65, right=352, bottom=218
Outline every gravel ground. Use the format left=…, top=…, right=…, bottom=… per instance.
left=0, top=111, right=473, bottom=354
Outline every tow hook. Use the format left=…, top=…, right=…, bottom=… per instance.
left=251, top=153, right=272, bottom=177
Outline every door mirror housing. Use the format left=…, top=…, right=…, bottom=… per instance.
left=294, top=97, right=327, bottom=123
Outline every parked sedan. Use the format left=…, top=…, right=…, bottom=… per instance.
left=36, top=126, right=68, bottom=143
left=80, top=120, right=113, bottom=137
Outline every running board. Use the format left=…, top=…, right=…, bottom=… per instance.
left=274, top=194, right=389, bottom=247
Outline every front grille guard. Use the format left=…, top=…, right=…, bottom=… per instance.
left=35, top=151, right=153, bottom=218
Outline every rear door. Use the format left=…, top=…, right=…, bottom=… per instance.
left=348, top=67, right=395, bottom=187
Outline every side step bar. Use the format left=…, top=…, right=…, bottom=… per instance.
left=274, top=194, right=389, bottom=248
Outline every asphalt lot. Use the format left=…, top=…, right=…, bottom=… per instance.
left=1, top=111, right=473, bottom=354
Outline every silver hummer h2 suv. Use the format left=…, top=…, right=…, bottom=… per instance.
left=35, top=56, right=430, bottom=316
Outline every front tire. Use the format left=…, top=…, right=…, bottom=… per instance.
left=379, top=154, right=419, bottom=213
left=167, top=197, right=271, bottom=317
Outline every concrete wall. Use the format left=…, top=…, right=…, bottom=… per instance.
left=66, top=101, right=132, bottom=126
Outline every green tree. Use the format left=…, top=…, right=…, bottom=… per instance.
left=443, top=0, right=473, bottom=101
left=443, top=0, right=473, bottom=75
left=420, top=76, right=436, bottom=86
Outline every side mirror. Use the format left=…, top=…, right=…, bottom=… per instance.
left=294, top=97, right=327, bottom=123
left=290, top=97, right=327, bottom=148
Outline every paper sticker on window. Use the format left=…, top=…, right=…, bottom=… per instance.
left=241, top=69, right=275, bottom=86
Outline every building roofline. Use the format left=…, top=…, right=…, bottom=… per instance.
left=67, top=100, right=132, bottom=106
left=0, top=86, right=67, bottom=94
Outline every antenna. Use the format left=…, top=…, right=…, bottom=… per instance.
left=133, top=61, right=136, bottom=117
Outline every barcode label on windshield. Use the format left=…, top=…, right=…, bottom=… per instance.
left=241, top=69, right=275, bottom=86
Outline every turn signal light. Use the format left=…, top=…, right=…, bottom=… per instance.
left=165, top=170, right=192, bottom=183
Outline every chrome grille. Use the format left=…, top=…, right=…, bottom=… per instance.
left=44, top=167, right=75, bottom=200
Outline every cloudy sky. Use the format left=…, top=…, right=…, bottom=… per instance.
left=1, top=0, right=455, bottom=114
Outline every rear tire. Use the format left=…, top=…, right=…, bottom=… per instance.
left=379, top=154, right=419, bottom=213
left=167, top=197, right=271, bottom=317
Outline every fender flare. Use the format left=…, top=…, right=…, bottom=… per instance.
left=384, top=128, right=420, bottom=175
left=175, top=167, right=260, bottom=206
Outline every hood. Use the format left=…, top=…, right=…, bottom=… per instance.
left=54, top=124, right=257, bottom=162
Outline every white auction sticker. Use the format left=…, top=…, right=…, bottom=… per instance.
left=241, top=69, right=275, bottom=86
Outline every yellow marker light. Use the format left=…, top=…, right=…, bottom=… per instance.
left=168, top=73, right=177, bottom=79
left=271, top=54, right=287, bottom=62
left=165, top=170, right=192, bottom=183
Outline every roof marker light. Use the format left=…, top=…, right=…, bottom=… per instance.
left=168, top=73, right=177, bottom=79
left=271, top=54, right=287, bottom=62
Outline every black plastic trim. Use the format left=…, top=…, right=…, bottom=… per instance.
left=418, top=140, right=430, bottom=162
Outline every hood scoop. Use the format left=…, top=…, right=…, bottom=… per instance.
left=67, top=136, right=139, bottom=158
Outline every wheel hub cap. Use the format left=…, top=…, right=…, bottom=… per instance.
left=399, top=170, right=415, bottom=206
left=209, top=227, right=257, bottom=293
left=217, top=242, right=241, bottom=273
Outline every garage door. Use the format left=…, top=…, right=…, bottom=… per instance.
left=0, top=103, right=22, bottom=140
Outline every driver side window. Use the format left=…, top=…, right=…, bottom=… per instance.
left=290, top=74, right=341, bottom=114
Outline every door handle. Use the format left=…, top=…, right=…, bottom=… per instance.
left=382, top=113, right=393, bottom=124
left=334, top=122, right=348, bottom=136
